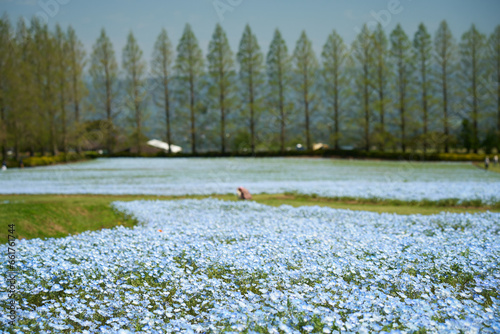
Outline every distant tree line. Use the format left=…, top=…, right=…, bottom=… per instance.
left=1, top=14, right=500, bottom=161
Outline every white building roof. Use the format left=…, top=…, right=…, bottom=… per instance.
left=147, top=139, right=182, bottom=153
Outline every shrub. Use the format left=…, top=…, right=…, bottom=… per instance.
left=22, top=153, right=96, bottom=168
left=97, top=148, right=492, bottom=162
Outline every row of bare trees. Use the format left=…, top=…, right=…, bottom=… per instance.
left=1, top=15, right=500, bottom=161
left=352, top=22, right=500, bottom=154
left=0, top=16, right=87, bottom=161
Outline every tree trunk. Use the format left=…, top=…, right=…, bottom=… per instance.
left=401, top=97, right=406, bottom=153
left=189, top=70, right=196, bottom=154
left=305, top=96, right=310, bottom=150
left=0, top=97, right=6, bottom=162
left=472, top=45, right=478, bottom=154
left=13, top=120, right=19, bottom=162
left=399, top=58, right=406, bottom=153
left=278, top=65, right=285, bottom=153
left=334, top=70, right=339, bottom=150
left=105, top=67, right=112, bottom=154
left=50, top=108, right=58, bottom=156
left=136, top=103, right=141, bottom=155
left=163, top=76, right=171, bottom=154
left=60, top=84, right=67, bottom=157
left=378, top=66, right=385, bottom=151
left=422, top=58, right=428, bottom=154
left=220, top=104, right=225, bottom=154
left=497, top=63, right=500, bottom=151
left=72, top=72, right=81, bottom=154
left=363, top=64, right=370, bottom=152
left=442, top=62, right=449, bottom=153
left=498, top=60, right=500, bottom=138
left=249, top=72, right=255, bottom=155
left=304, top=70, right=311, bottom=151
left=48, top=91, right=58, bottom=156
left=219, top=69, right=226, bottom=154
left=47, top=64, right=58, bottom=156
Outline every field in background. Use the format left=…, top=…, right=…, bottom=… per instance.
left=1, top=158, right=500, bottom=205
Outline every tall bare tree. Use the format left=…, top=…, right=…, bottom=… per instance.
left=9, top=18, right=25, bottom=159
left=322, top=29, right=349, bottom=150
left=434, top=20, right=457, bottom=153
left=489, top=25, right=500, bottom=146
left=175, top=23, right=204, bottom=154
left=267, top=28, right=291, bottom=153
left=55, top=24, right=69, bottom=156
left=413, top=23, right=433, bottom=153
left=33, top=19, right=58, bottom=155
left=90, top=28, right=119, bottom=154
left=293, top=30, right=318, bottom=151
left=460, top=24, right=486, bottom=154
left=390, top=24, right=413, bottom=153
left=123, top=31, right=147, bottom=154
left=237, top=24, right=264, bottom=155
left=29, top=18, right=45, bottom=154
left=372, top=23, right=391, bottom=150
left=66, top=26, right=87, bottom=154
left=0, top=14, right=13, bottom=162
left=352, top=24, right=374, bottom=151
left=151, top=28, right=174, bottom=153
left=13, top=18, right=38, bottom=158
left=207, top=23, right=235, bottom=154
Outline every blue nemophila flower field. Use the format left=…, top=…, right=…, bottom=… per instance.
left=1, top=158, right=500, bottom=204
left=1, top=199, right=499, bottom=333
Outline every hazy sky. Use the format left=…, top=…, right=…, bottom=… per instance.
left=1, top=0, right=500, bottom=64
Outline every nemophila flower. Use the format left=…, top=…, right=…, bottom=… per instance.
left=1, top=199, right=499, bottom=332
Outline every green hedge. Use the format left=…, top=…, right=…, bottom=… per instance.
left=322, top=150, right=490, bottom=162
left=434, top=153, right=489, bottom=162
left=110, top=150, right=326, bottom=158
left=108, top=149, right=491, bottom=162
left=8, top=152, right=97, bottom=168
left=1, top=149, right=491, bottom=168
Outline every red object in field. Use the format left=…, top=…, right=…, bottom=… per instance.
left=237, top=187, right=252, bottom=200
